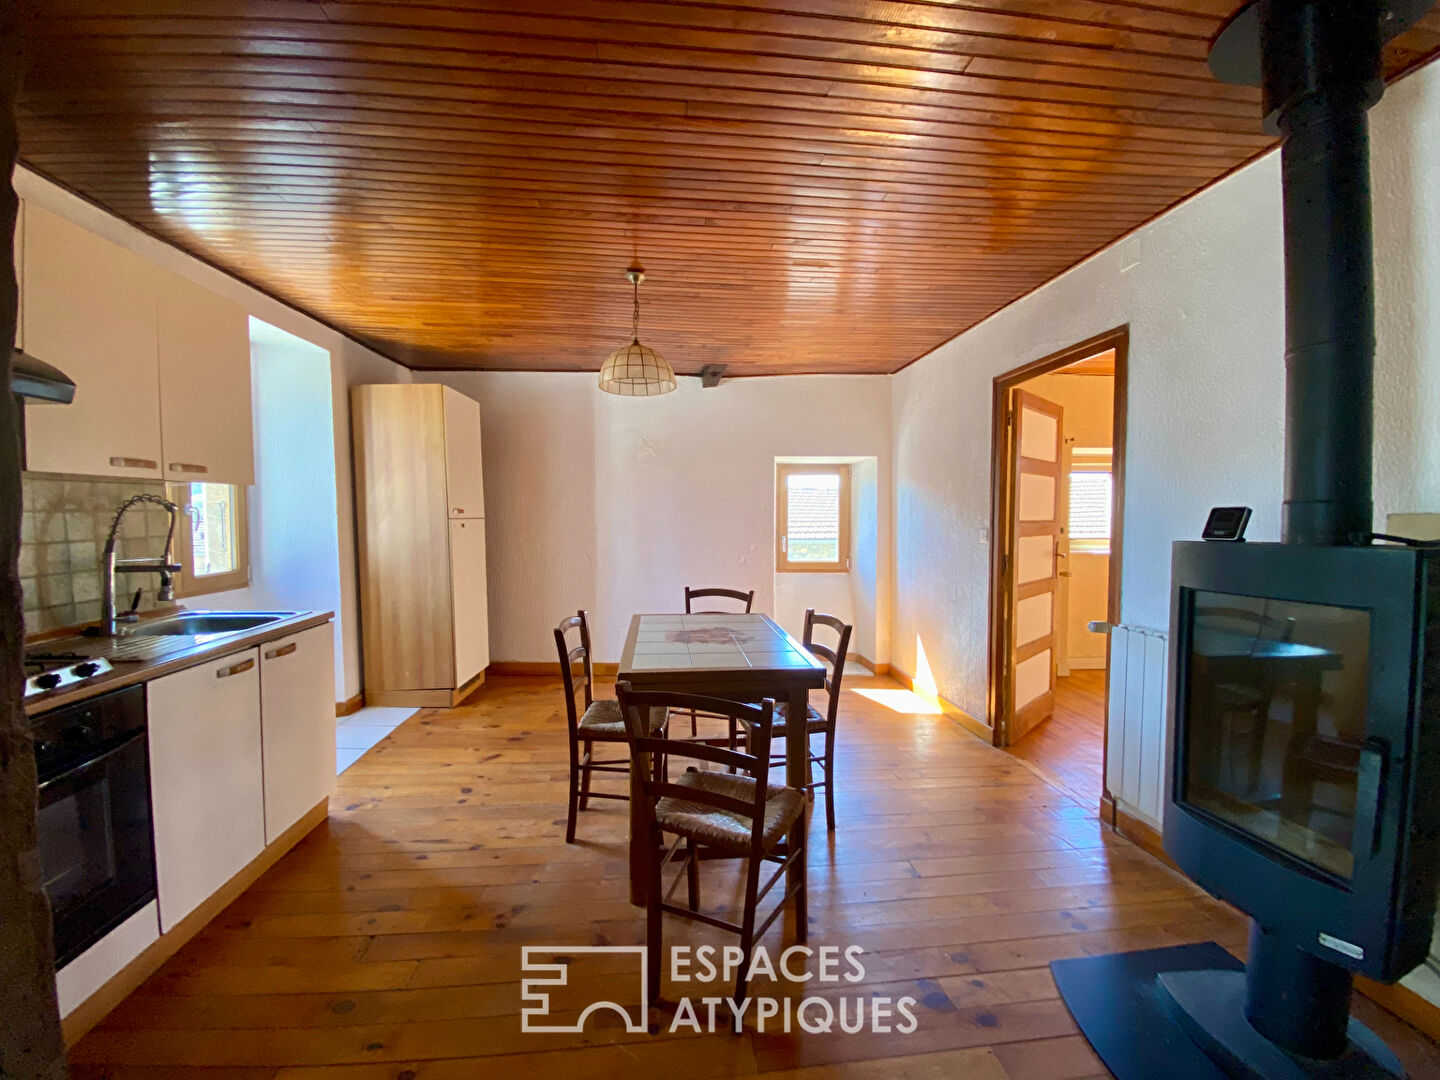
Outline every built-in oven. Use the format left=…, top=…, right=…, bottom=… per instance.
left=33, top=684, right=156, bottom=968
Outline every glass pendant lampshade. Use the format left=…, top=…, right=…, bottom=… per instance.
left=598, top=268, right=676, bottom=396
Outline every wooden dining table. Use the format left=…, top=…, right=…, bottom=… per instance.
left=617, top=612, right=827, bottom=908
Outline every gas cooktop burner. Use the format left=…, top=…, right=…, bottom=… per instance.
left=24, top=653, right=115, bottom=699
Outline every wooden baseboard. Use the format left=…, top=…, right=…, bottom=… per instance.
left=366, top=670, right=487, bottom=709
left=888, top=663, right=992, bottom=742
left=335, top=691, right=365, bottom=717
left=852, top=654, right=890, bottom=676
left=1356, top=975, right=1440, bottom=1040
left=485, top=661, right=620, bottom=677
left=1111, top=802, right=1180, bottom=872
left=61, top=797, right=329, bottom=1047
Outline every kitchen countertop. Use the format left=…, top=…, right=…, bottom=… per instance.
left=24, top=609, right=334, bottom=716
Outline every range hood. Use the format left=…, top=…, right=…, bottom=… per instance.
left=10, top=348, right=75, bottom=404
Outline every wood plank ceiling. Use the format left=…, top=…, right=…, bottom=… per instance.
left=16, top=2, right=1440, bottom=376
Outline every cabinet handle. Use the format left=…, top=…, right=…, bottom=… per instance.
left=454, top=508, right=464, bottom=515
left=264, top=642, right=297, bottom=660
left=110, top=456, right=158, bottom=470
left=216, top=657, right=255, bottom=679
left=169, top=462, right=209, bottom=475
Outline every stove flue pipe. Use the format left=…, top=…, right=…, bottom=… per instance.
left=1213, top=1, right=1432, bottom=545
left=1258, top=1, right=1387, bottom=546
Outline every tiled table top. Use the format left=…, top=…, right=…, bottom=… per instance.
left=619, top=613, right=822, bottom=675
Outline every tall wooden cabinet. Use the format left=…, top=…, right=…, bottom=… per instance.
left=352, top=384, right=490, bottom=707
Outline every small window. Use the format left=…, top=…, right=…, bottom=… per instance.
left=777, top=464, right=851, bottom=573
left=1068, top=448, right=1112, bottom=554
left=168, top=482, right=250, bottom=596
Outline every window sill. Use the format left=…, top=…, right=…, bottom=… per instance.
left=176, top=572, right=250, bottom=598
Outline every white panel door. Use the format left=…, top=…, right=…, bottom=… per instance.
left=22, top=205, right=162, bottom=478
left=156, top=271, right=255, bottom=486
left=1005, top=389, right=1064, bottom=744
left=442, top=386, right=485, bottom=519
left=260, top=624, right=336, bottom=844
left=449, top=518, right=490, bottom=686
left=148, top=649, right=264, bottom=931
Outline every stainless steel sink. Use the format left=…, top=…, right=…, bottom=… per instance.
left=123, top=612, right=295, bottom=638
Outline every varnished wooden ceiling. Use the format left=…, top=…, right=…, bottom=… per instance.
left=16, top=2, right=1440, bottom=376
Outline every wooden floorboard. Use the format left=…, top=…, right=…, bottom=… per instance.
left=1007, top=671, right=1107, bottom=809
left=69, top=674, right=1440, bottom=1078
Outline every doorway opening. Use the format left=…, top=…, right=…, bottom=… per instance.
left=987, top=327, right=1128, bottom=813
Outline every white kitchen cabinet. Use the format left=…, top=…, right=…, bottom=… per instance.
left=55, top=901, right=159, bottom=1017
left=259, top=624, right=336, bottom=844
left=156, top=270, right=255, bottom=486
left=22, top=204, right=163, bottom=479
left=442, top=386, right=485, bottom=519
left=147, top=648, right=265, bottom=932
left=449, top=518, right=490, bottom=687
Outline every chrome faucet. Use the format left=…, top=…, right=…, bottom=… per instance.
left=98, top=493, right=183, bottom=636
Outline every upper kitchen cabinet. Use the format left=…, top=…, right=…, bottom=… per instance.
left=442, top=386, right=485, bottom=519
left=20, top=205, right=255, bottom=485
left=22, top=205, right=163, bottom=479
left=156, top=271, right=254, bottom=486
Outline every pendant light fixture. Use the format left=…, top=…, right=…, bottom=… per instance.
left=597, top=265, right=676, bottom=397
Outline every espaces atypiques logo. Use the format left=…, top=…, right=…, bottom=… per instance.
left=521, top=945, right=919, bottom=1035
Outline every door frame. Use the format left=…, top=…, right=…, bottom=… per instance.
left=986, top=327, right=1129, bottom=807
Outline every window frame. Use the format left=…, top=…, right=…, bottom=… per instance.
left=1067, top=447, right=1113, bottom=555
left=776, top=463, right=852, bottom=574
left=167, top=481, right=251, bottom=598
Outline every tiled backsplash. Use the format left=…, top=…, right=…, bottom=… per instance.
left=21, top=474, right=177, bottom=633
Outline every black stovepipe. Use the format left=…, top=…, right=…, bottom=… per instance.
left=1264, top=0, right=1384, bottom=547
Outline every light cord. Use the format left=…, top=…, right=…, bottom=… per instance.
left=632, top=276, right=640, bottom=344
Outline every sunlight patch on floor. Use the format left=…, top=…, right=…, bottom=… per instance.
left=851, top=687, right=943, bottom=714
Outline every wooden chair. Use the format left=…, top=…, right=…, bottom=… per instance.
left=758, top=609, right=852, bottom=831
left=680, top=587, right=756, bottom=740
left=615, top=681, right=807, bottom=1017
left=555, top=611, right=669, bottom=843
left=1197, top=605, right=1296, bottom=793
left=684, top=586, right=755, bottom=615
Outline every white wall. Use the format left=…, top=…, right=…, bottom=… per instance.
left=13, top=166, right=411, bottom=702
left=415, top=372, right=892, bottom=663
left=891, top=58, right=1440, bottom=827
left=773, top=456, right=881, bottom=665
left=205, top=322, right=351, bottom=701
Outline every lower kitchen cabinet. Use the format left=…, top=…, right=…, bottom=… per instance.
left=147, top=648, right=265, bottom=932
left=260, top=624, right=336, bottom=843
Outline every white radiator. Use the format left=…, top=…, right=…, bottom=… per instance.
left=1105, top=623, right=1170, bottom=829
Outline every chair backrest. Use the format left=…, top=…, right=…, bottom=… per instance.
left=802, top=609, right=853, bottom=726
left=684, top=586, right=755, bottom=614
left=553, top=610, right=594, bottom=734
left=615, top=682, right=777, bottom=847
